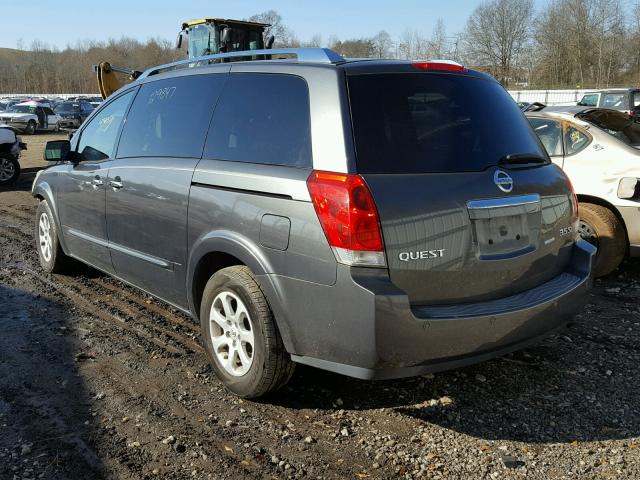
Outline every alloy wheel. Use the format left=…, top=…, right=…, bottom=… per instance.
left=38, top=212, right=53, bottom=262
left=209, top=290, right=255, bottom=376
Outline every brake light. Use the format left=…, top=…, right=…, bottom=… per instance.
left=306, top=170, right=385, bottom=267
left=412, top=61, right=466, bottom=73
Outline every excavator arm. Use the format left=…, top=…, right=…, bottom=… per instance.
left=95, top=62, right=142, bottom=99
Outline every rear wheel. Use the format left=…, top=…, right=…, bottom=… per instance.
left=35, top=200, right=75, bottom=274
left=578, top=203, right=626, bottom=277
left=0, top=157, right=19, bottom=186
left=199, top=266, right=294, bottom=398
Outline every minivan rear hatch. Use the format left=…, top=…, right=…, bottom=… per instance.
left=346, top=67, right=576, bottom=305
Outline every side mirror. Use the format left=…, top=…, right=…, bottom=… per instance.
left=221, top=27, right=231, bottom=45
left=266, top=35, right=275, bottom=49
left=44, top=140, right=71, bottom=162
left=176, top=32, right=183, bottom=50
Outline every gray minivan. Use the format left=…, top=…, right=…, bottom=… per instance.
left=33, top=49, right=594, bottom=398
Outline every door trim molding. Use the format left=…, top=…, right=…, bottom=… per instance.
left=66, top=227, right=174, bottom=270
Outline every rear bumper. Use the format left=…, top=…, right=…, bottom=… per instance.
left=272, top=240, right=595, bottom=380
left=618, top=205, right=640, bottom=257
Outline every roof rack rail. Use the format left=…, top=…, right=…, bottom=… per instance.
left=138, top=48, right=345, bottom=80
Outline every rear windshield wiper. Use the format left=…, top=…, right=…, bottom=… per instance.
left=498, top=153, right=549, bottom=166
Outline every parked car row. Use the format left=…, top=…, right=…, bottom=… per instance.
left=0, top=96, right=100, bottom=134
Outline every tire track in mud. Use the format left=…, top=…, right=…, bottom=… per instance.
left=0, top=214, right=204, bottom=354
left=90, top=277, right=200, bottom=335
left=0, top=266, right=185, bottom=356
left=0, top=205, right=34, bottom=222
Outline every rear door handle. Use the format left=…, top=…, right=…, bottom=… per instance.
left=109, top=176, right=123, bottom=190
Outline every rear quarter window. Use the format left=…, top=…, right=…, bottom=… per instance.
left=204, top=73, right=312, bottom=168
left=602, top=93, right=629, bottom=110
left=117, top=74, right=226, bottom=159
left=347, top=73, right=545, bottom=173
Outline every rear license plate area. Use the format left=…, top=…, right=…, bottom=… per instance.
left=467, top=195, right=541, bottom=260
left=473, top=214, right=532, bottom=258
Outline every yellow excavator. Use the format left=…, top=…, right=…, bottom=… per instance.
left=95, top=18, right=273, bottom=99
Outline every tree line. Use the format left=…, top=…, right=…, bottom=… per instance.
left=2, top=1, right=639, bottom=94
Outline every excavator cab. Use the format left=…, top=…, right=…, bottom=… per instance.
left=96, top=18, right=272, bottom=99
left=177, top=18, right=273, bottom=57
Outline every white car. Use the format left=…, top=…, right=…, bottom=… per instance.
left=526, top=107, right=640, bottom=276
left=0, top=101, right=61, bottom=135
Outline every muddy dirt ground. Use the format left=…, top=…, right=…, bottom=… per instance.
left=1, top=137, right=639, bottom=479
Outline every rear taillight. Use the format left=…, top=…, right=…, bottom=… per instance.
left=306, top=170, right=386, bottom=267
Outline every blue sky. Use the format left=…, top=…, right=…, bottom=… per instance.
left=1, top=0, right=546, bottom=49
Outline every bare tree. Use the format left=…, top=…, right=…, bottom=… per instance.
left=248, top=10, right=296, bottom=47
left=463, top=0, right=534, bottom=86
left=371, top=30, right=394, bottom=58
left=428, top=18, right=448, bottom=58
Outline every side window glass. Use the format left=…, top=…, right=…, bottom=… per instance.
left=77, top=90, right=134, bottom=162
left=527, top=117, right=563, bottom=156
left=117, top=74, right=226, bottom=159
left=564, top=126, right=590, bottom=156
left=204, top=74, right=312, bottom=168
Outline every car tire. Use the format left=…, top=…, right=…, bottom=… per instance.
left=578, top=203, right=626, bottom=277
left=0, top=156, right=20, bottom=186
left=25, top=120, right=36, bottom=135
left=35, top=200, right=75, bottom=274
left=199, top=266, right=295, bottom=398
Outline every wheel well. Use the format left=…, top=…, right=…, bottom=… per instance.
left=577, top=194, right=629, bottom=244
left=192, top=252, right=244, bottom=317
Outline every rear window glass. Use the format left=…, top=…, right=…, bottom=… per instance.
left=347, top=73, right=546, bottom=173
left=528, top=117, right=563, bottom=156
left=577, top=109, right=640, bottom=147
left=601, top=93, right=628, bottom=110
left=117, top=74, right=226, bottom=159
left=204, top=73, right=312, bottom=168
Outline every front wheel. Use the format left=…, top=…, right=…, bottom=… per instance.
left=0, top=156, right=20, bottom=186
left=200, top=266, right=294, bottom=398
left=578, top=203, right=626, bottom=277
left=24, top=120, right=36, bottom=135
left=35, top=200, right=75, bottom=274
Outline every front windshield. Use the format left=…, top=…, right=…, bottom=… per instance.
left=189, top=24, right=216, bottom=57
left=55, top=103, right=80, bottom=113
left=8, top=105, right=36, bottom=114
left=578, top=110, right=640, bottom=147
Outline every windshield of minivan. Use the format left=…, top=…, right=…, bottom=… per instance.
left=347, top=73, right=547, bottom=173
left=577, top=109, right=640, bottom=147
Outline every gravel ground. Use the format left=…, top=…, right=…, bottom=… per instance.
left=0, top=171, right=639, bottom=479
